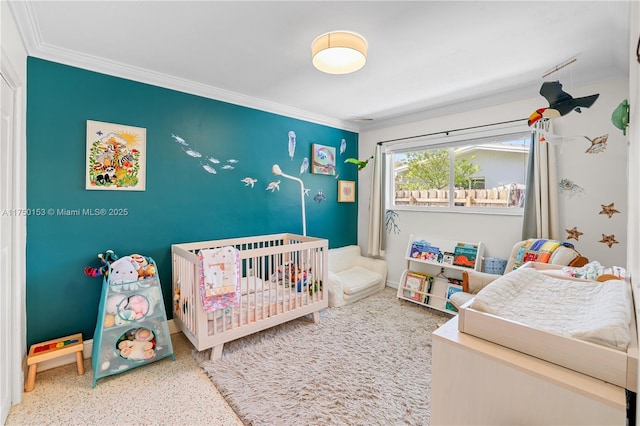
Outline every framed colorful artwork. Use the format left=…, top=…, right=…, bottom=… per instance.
left=86, top=120, right=146, bottom=191
left=311, top=143, right=336, bottom=175
left=338, top=180, right=356, bottom=202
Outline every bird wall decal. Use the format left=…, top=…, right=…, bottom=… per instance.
left=528, top=81, right=599, bottom=126
left=344, top=155, right=374, bottom=171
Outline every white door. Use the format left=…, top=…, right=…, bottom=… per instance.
left=0, top=73, right=15, bottom=424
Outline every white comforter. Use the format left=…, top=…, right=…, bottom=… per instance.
left=470, top=267, right=632, bottom=350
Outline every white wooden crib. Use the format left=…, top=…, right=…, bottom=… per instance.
left=172, top=233, right=328, bottom=360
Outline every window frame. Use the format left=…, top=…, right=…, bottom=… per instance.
left=384, top=125, right=533, bottom=216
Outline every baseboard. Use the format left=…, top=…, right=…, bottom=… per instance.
left=32, top=319, right=179, bottom=373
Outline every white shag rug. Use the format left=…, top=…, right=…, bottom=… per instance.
left=196, top=287, right=450, bottom=426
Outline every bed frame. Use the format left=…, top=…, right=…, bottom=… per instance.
left=457, top=262, right=638, bottom=391
left=172, top=233, right=328, bottom=361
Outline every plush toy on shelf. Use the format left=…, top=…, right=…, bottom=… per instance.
left=117, top=328, right=156, bottom=360
left=130, top=254, right=156, bottom=279
left=84, top=250, right=119, bottom=278
left=109, top=256, right=140, bottom=289
left=126, top=295, right=152, bottom=319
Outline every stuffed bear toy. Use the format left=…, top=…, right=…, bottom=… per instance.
left=117, top=328, right=155, bottom=360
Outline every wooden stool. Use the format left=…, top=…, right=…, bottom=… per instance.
left=25, top=333, right=84, bottom=392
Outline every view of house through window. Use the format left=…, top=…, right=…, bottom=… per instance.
left=388, top=130, right=532, bottom=212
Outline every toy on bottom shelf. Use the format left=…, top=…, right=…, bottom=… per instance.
left=117, top=328, right=156, bottom=360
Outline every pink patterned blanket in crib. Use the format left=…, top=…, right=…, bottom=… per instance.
left=198, top=246, right=241, bottom=312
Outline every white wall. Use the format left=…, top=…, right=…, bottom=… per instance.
left=627, top=0, right=639, bottom=326
left=359, top=77, right=629, bottom=288
left=625, top=6, right=639, bottom=425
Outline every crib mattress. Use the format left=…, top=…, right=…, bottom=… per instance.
left=458, top=263, right=638, bottom=390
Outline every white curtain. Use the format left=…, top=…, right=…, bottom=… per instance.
left=522, top=120, right=560, bottom=240
left=367, top=144, right=385, bottom=256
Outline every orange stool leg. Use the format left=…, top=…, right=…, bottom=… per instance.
left=25, top=364, right=37, bottom=392
left=75, top=351, right=85, bottom=375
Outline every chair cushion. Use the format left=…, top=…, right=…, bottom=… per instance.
left=449, top=291, right=474, bottom=310
left=328, top=245, right=361, bottom=273
left=511, top=239, right=580, bottom=271
left=334, top=266, right=383, bottom=295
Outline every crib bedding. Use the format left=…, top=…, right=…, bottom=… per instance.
left=206, top=278, right=310, bottom=334
left=470, top=267, right=632, bottom=350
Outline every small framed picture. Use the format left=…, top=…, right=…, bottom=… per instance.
left=338, top=180, right=356, bottom=202
left=86, top=120, right=146, bottom=191
left=311, top=143, right=336, bottom=175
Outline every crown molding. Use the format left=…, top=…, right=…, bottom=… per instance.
left=8, top=1, right=360, bottom=133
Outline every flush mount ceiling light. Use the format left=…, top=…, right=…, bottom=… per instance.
left=311, top=31, right=367, bottom=74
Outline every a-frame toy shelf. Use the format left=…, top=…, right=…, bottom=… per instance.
left=91, top=258, right=174, bottom=387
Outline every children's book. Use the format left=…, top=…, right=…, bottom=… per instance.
left=402, top=271, right=427, bottom=302
left=445, top=283, right=463, bottom=312
left=422, top=275, right=435, bottom=304
left=453, top=244, right=478, bottom=268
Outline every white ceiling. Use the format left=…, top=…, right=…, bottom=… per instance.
left=9, top=1, right=631, bottom=131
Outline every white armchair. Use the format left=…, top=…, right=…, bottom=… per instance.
left=327, top=245, right=387, bottom=307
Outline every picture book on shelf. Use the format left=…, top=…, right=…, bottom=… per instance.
left=422, top=275, right=435, bottom=304
left=402, top=271, right=427, bottom=302
left=445, top=283, right=463, bottom=312
left=453, top=244, right=478, bottom=268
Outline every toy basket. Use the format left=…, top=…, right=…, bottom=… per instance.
left=483, top=257, right=507, bottom=275
left=91, top=256, right=174, bottom=387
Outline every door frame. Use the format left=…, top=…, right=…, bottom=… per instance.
left=1, top=47, right=27, bottom=412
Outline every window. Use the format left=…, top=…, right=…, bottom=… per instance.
left=386, top=128, right=532, bottom=213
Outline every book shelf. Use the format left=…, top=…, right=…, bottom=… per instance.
left=397, top=234, right=485, bottom=314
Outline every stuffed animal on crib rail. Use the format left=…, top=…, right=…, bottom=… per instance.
left=84, top=250, right=119, bottom=278
left=117, top=328, right=156, bottom=360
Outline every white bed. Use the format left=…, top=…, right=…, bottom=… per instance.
left=458, top=262, right=638, bottom=390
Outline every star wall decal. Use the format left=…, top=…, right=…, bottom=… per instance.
left=599, top=203, right=620, bottom=218
left=565, top=226, right=583, bottom=241
left=599, top=234, right=619, bottom=248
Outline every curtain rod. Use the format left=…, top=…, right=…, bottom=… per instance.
left=376, top=117, right=528, bottom=145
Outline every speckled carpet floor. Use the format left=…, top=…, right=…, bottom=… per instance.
left=197, top=287, right=450, bottom=426
left=6, top=332, right=243, bottom=426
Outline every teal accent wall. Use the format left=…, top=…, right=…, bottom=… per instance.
left=26, top=57, right=358, bottom=347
